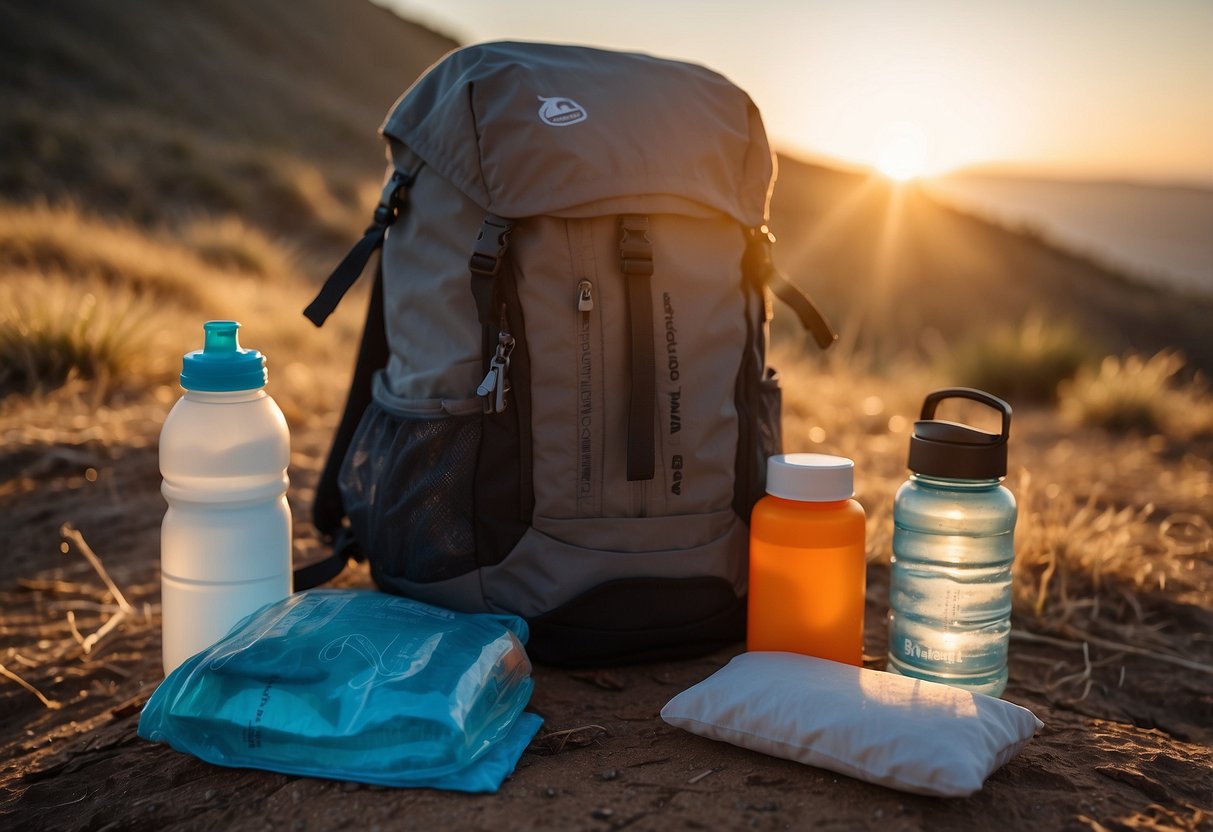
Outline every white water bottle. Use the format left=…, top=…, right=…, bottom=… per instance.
left=159, top=321, right=292, bottom=674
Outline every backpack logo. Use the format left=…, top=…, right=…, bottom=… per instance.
left=537, top=95, right=588, bottom=126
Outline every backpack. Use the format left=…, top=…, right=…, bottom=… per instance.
left=297, top=42, right=835, bottom=665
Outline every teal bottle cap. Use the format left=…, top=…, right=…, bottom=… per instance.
left=180, top=321, right=267, bottom=392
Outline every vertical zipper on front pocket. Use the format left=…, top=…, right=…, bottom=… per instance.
left=574, top=276, right=601, bottom=516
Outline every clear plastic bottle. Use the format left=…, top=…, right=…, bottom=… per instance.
left=159, top=321, right=292, bottom=674
left=748, top=453, right=866, bottom=666
left=886, top=389, right=1016, bottom=697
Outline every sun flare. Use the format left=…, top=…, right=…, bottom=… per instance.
left=875, top=121, right=930, bottom=181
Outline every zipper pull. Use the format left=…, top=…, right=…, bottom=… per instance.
left=476, top=365, right=499, bottom=399
left=577, top=280, right=594, bottom=312
left=479, top=331, right=516, bottom=413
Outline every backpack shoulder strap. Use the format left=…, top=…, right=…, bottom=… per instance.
left=294, top=262, right=388, bottom=589
left=303, top=168, right=415, bottom=326
left=294, top=167, right=418, bottom=589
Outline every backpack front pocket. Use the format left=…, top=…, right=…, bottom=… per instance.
left=339, top=375, right=483, bottom=583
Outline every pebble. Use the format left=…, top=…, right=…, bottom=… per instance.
left=591, top=808, right=614, bottom=820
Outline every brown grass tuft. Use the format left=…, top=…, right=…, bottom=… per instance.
left=0, top=203, right=218, bottom=307
left=949, top=315, right=1097, bottom=404
left=180, top=216, right=297, bottom=278
left=1060, top=351, right=1212, bottom=436
left=0, top=272, right=161, bottom=397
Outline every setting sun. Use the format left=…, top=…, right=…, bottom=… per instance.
left=875, top=121, right=930, bottom=181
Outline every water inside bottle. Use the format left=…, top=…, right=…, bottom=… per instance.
left=887, top=514, right=1009, bottom=698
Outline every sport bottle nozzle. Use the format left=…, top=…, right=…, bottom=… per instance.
left=202, top=320, right=241, bottom=354
left=180, top=320, right=268, bottom=392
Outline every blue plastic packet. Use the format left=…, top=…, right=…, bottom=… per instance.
left=139, top=589, right=541, bottom=792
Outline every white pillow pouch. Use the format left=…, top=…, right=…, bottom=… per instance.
left=661, top=651, right=1043, bottom=797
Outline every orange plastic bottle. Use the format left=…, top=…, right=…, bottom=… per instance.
left=747, top=453, right=867, bottom=665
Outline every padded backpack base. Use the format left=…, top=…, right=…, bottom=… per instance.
left=522, top=576, right=745, bottom=666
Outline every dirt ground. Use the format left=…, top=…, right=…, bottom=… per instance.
left=2, top=423, right=1211, bottom=832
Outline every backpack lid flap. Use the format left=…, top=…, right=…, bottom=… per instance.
left=382, top=42, right=774, bottom=223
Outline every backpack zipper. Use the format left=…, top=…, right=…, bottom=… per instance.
left=477, top=329, right=515, bottom=414
left=574, top=277, right=601, bottom=515
left=577, top=280, right=594, bottom=313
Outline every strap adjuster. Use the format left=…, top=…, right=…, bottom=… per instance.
left=469, top=214, right=514, bottom=276
left=370, top=169, right=415, bottom=229
left=619, top=215, right=653, bottom=276
left=742, top=224, right=777, bottom=279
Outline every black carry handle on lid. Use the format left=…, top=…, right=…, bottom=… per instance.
left=909, top=388, right=1012, bottom=480
left=920, top=388, right=1012, bottom=440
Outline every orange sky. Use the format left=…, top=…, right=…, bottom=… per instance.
left=385, top=0, right=1213, bottom=185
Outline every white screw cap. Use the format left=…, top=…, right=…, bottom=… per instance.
left=766, top=453, right=855, bottom=501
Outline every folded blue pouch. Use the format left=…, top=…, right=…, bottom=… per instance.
left=139, top=589, right=541, bottom=792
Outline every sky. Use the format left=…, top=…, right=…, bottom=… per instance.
left=382, top=0, right=1213, bottom=185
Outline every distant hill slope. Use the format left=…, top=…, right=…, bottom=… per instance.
left=1, top=0, right=1209, bottom=369
left=0, top=0, right=456, bottom=245
left=925, top=174, right=1213, bottom=296
left=769, top=156, right=1213, bottom=371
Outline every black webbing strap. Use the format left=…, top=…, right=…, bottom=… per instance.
left=312, top=264, right=389, bottom=536
left=469, top=213, right=514, bottom=328
left=303, top=168, right=415, bottom=327
left=745, top=225, right=838, bottom=350
left=620, top=215, right=656, bottom=481
left=769, top=271, right=837, bottom=350
left=293, top=262, right=390, bottom=590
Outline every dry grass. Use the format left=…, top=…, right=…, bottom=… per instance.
left=0, top=202, right=366, bottom=432
left=949, top=315, right=1097, bottom=404
left=0, top=203, right=224, bottom=307
left=180, top=216, right=297, bottom=278
left=1060, top=350, right=1212, bottom=436
left=1015, top=468, right=1211, bottom=645
left=0, top=272, right=162, bottom=397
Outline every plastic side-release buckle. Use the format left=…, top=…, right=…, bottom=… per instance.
left=370, top=169, right=414, bottom=229
left=469, top=214, right=515, bottom=276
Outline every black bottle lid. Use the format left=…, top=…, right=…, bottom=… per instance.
left=907, top=388, right=1012, bottom=480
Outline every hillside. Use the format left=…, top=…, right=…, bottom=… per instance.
left=926, top=174, right=1213, bottom=296
left=769, top=156, right=1213, bottom=372
left=0, top=0, right=456, bottom=252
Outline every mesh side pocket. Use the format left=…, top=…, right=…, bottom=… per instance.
left=339, top=399, right=481, bottom=583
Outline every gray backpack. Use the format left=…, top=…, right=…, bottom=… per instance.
left=300, top=42, right=835, bottom=664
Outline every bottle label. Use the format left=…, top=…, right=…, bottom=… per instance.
left=902, top=638, right=964, bottom=664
